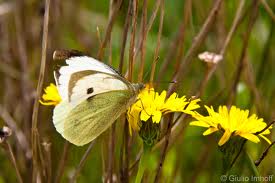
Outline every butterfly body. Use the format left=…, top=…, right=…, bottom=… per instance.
left=52, top=50, right=143, bottom=146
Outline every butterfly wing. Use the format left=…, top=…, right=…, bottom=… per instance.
left=52, top=51, right=139, bottom=146
left=53, top=90, right=134, bottom=146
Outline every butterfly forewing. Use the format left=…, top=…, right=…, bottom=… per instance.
left=54, top=56, right=126, bottom=101
left=68, top=70, right=130, bottom=107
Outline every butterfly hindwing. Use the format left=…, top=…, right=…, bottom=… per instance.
left=53, top=90, right=134, bottom=146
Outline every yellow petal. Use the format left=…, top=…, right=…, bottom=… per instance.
left=140, top=110, right=151, bottom=121
left=203, top=127, right=218, bottom=136
left=218, top=130, right=232, bottom=146
left=258, top=134, right=272, bottom=144
left=239, top=133, right=260, bottom=143
left=127, top=107, right=141, bottom=134
left=40, top=83, right=62, bottom=106
left=152, top=111, right=162, bottom=123
left=190, top=121, right=211, bottom=127
left=39, top=100, right=59, bottom=106
left=184, top=98, right=201, bottom=111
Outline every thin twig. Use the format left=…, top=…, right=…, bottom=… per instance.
left=123, top=120, right=130, bottom=182
left=107, top=2, right=115, bottom=182
left=196, top=65, right=213, bottom=97
left=260, top=0, right=275, bottom=22
left=31, top=0, right=51, bottom=181
left=256, top=22, right=274, bottom=85
left=107, top=124, right=116, bottom=183
left=96, top=26, right=102, bottom=47
left=138, top=0, right=148, bottom=82
left=196, top=0, right=256, bottom=103
left=1, top=141, right=23, bottom=183
left=190, top=143, right=213, bottom=183
left=157, top=0, right=191, bottom=84
left=42, top=142, right=52, bottom=183
left=122, top=1, right=138, bottom=181
left=97, top=0, right=123, bottom=60
left=0, top=104, right=31, bottom=158
left=14, top=0, right=33, bottom=146
left=255, top=121, right=275, bottom=135
left=133, top=0, right=162, bottom=60
left=124, top=0, right=162, bottom=78
left=120, top=118, right=126, bottom=182
left=118, top=1, right=132, bottom=181
left=70, top=141, right=96, bottom=183
left=199, top=0, right=248, bottom=101
left=171, top=0, right=194, bottom=81
left=0, top=62, right=21, bottom=79
left=38, top=134, right=47, bottom=180
left=14, top=2, right=28, bottom=73
left=168, top=0, right=223, bottom=96
left=119, top=0, right=133, bottom=73
left=154, top=114, right=174, bottom=183
left=220, top=0, right=246, bottom=56
left=244, top=57, right=264, bottom=113
left=255, top=141, right=275, bottom=166
left=0, top=17, right=15, bottom=113
left=194, top=0, right=246, bottom=97
left=230, top=139, right=247, bottom=169
left=228, top=0, right=259, bottom=106
left=129, top=150, right=142, bottom=174
left=150, top=0, right=164, bottom=85
left=55, top=141, right=71, bottom=183
left=128, top=0, right=138, bottom=82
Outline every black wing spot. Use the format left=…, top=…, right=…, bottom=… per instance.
left=87, top=87, right=94, bottom=94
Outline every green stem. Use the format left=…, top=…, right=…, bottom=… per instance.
left=135, top=144, right=151, bottom=183
left=244, top=151, right=260, bottom=176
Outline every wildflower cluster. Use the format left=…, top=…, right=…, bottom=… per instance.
left=127, top=86, right=200, bottom=132
left=41, top=83, right=273, bottom=146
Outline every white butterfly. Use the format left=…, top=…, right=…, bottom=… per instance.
left=52, top=50, right=144, bottom=146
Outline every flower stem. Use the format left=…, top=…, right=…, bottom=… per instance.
left=135, top=144, right=151, bottom=183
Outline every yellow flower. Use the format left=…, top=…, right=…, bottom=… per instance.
left=40, top=83, right=62, bottom=106
left=190, top=105, right=272, bottom=146
left=127, top=86, right=200, bottom=132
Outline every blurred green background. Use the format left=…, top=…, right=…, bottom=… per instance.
left=0, top=0, right=274, bottom=182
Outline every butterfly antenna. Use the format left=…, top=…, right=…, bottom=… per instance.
left=138, top=98, right=151, bottom=117
left=153, top=80, right=177, bottom=89
left=142, top=56, right=160, bottom=82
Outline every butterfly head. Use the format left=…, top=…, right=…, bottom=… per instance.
left=132, top=83, right=145, bottom=95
